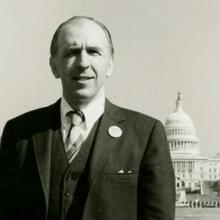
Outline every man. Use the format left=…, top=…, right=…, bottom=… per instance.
left=0, top=16, right=175, bottom=220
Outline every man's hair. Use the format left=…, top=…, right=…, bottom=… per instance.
left=50, top=16, right=114, bottom=58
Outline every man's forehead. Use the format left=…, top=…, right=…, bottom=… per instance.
left=58, top=19, right=109, bottom=45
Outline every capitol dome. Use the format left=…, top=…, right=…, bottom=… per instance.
left=165, top=92, right=199, bottom=155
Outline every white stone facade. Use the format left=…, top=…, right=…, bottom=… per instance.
left=165, top=93, right=220, bottom=194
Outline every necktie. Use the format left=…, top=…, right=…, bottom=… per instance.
left=66, top=110, right=84, bottom=163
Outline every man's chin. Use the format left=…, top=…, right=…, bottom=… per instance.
left=71, top=90, right=95, bottom=104
left=64, top=87, right=103, bottom=107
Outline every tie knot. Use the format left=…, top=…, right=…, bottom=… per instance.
left=68, top=110, right=84, bottom=126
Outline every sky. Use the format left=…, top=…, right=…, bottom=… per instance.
left=0, top=0, right=219, bottom=157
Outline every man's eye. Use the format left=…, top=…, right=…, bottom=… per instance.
left=87, top=49, right=100, bottom=55
left=64, top=50, right=79, bottom=57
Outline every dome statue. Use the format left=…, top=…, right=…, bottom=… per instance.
left=165, top=92, right=199, bottom=154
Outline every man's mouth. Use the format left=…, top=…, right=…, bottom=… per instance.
left=72, top=76, right=94, bottom=81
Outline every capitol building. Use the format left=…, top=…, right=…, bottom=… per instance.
left=165, top=93, right=220, bottom=195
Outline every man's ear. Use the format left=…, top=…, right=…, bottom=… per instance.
left=50, top=57, right=60, bottom=78
left=105, top=58, right=114, bottom=78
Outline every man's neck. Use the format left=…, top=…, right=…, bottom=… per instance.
left=65, top=99, right=90, bottom=111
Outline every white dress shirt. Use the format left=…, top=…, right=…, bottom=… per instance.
left=60, top=88, right=105, bottom=151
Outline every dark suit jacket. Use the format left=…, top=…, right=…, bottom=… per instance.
left=0, top=99, right=175, bottom=220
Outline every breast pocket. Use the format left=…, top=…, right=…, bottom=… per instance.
left=98, top=172, right=138, bottom=220
left=106, top=172, right=139, bottom=181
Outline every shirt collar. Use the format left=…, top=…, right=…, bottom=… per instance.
left=60, top=97, right=73, bottom=129
left=60, top=87, right=105, bottom=130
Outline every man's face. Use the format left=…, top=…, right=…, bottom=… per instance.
left=50, top=19, right=114, bottom=105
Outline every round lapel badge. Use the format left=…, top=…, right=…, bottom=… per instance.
left=108, top=126, right=122, bottom=138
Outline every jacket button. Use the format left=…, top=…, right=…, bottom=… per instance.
left=66, top=175, right=72, bottom=181
left=65, top=192, right=71, bottom=197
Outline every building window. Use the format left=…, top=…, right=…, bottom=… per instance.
left=182, top=161, right=185, bottom=172
left=188, top=162, right=193, bottom=173
left=177, top=162, right=180, bottom=172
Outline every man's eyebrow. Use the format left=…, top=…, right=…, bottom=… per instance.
left=86, top=46, right=103, bottom=51
left=64, top=45, right=103, bottom=52
left=62, top=47, right=80, bottom=54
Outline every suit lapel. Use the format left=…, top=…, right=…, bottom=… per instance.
left=33, top=130, right=53, bottom=207
left=32, top=100, right=61, bottom=208
left=87, top=99, right=125, bottom=188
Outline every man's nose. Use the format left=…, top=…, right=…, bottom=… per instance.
left=76, top=50, right=89, bottom=69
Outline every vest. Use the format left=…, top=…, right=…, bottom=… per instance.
left=47, top=118, right=101, bottom=220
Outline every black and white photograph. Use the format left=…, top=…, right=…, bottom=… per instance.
left=0, top=1, right=219, bottom=219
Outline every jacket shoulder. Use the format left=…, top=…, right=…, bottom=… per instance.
left=3, top=100, right=60, bottom=138
left=108, top=101, right=166, bottom=138
left=115, top=103, right=161, bottom=127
